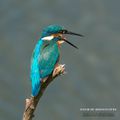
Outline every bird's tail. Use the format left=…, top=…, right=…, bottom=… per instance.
left=31, top=74, right=41, bottom=96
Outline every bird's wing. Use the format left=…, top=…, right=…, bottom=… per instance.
left=38, top=43, right=59, bottom=79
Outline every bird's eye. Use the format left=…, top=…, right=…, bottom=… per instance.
left=59, top=30, right=63, bottom=33
left=59, top=30, right=67, bottom=34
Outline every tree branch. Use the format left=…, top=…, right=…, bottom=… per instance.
left=22, top=64, right=65, bottom=120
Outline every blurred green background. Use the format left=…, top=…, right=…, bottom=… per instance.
left=0, top=0, right=120, bottom=120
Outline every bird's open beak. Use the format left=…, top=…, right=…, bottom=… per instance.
left=59, top=29, right=84, bottom=49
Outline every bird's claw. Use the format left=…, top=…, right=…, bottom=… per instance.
left=53, top=64, right=66, bottom=76
left=59, top=64, right=66, bottom=75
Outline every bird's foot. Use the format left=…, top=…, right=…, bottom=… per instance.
left=42, top=77, right=48, bottom=83
left=53, top=64, right=66, bottom=77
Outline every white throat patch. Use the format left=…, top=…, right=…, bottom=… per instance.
left=42, top=36, right=54, bottom=41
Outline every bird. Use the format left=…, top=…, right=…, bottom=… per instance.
left=30, top=24, right=83, bottom=96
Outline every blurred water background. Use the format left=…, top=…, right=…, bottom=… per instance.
left=0, top=0, right=120, bottom=120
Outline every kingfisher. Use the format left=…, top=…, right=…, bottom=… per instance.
left=30, top=25, right=83, bottom=96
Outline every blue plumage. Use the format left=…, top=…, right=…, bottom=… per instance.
left=31, top=39, right=60, bottom=96
left=30, top=25, right=62, bottom=96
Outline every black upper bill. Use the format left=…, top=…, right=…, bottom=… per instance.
left=60, top=30, right=84, bottom=37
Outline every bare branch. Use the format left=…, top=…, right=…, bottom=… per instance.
left=23, top=64, right=65, bottom=120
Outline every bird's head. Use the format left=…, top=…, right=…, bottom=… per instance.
left=41, top=25, right=84, bottom=49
